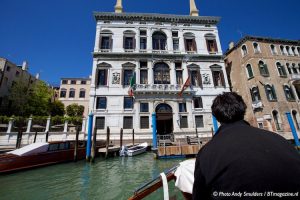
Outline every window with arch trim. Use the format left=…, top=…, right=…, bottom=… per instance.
left=280, top=45, right=286, bottom=55
left=276, top=62, right=287, bottom=77
left=286, top=63, right=292, bottom=74
left=250, top=86, right=261, bottom=102
left=258, top=61, right=269, bottom=76
left=292, top=63, right=298, bottom=74
left=264, top=84, right=277, bottom=101
left=253, top=42, right=260, bottom=53
left=123, top=30, right=136, bottom=50
left=152, top=32, right=167, bottom=50
left=241, top=45, right=248, bottom=56
left=246, top=64, right=254, bottom=78
left=283, top=85, right=295, bottom=101
left=270, top=44, right=277, bottom=55
left=297, top=47, right=300, bottom=56
left=193, top=97, right=203, bottom=109
left=272, top=110, right=282, bottom=131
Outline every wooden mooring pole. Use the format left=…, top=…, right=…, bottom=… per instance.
left=74, top=125, right=80, bottom=162
left=45, top=131, right=49, bottom=142
left=33, top=131, right=38, bottom=143
left=105, top=127, right=110, bottom=159
left=16, top=128, right=23, bottom=149
left=120, top=128, right=123, bottom=147
left=91, top=126, right=97, bottom=162
left=132, top=129, right=135, bottom=145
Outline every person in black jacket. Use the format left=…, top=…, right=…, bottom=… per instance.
left=192, top=92, right=300, bottom=199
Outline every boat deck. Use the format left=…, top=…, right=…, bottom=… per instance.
left=98, top=143, right=136, bottom=157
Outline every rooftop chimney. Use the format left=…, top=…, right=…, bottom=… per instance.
left=114, top=0, right=123, bottom=13
left=22, top=61, right=28, bottom=71
left=229, top=42, right=235, bottom=50
left=190, top=0, right=199, bottom=16
left=35, top=73, right=40, bottom=80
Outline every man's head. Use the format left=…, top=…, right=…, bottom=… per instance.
left=211, top=92, right=247, bottom=124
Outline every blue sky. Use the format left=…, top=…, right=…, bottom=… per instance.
left=0, top=0, right=299, bottom=85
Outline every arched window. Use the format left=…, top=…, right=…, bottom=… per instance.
left=60, top=88, right=66, bottom=98
left=276, top=62, right=287, bottom=77
left=183, top=32, right=197, bottom=52
left=193, top=96, right=203, bottom=109
left=153, top=62, right=170, bottom=84
left=286, top=63, right=292, bottom=74
left=250, top=86, right=261, bottom=102
left=292, top=63, right=298, bottom=74
left=280, top=45, right=285, bottom=55
left=283, top=85, right=295, bottom=101
left=264, top=84, right=277, bottom=101
left=69, top=88, right=75, bottom=98
left=241, top=45, right=248, bottom=56
left=258, top=61, right=269, bottom=76
left=152, top=32, right=167, bottom=50
left=292, top=110, right=300, bottom=130
left=272, top=110, right=281, bottom=131
left=270, top=44, right=277, bottom=55
left=291, top=47, right=296, bottom=56
left=246, top=64, right=254, bottom=78
left=286, top=46, right=292, bottom=55
left=253, top=42, right=260, bottom=53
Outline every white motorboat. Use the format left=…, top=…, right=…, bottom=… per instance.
left=120, top=142, right=148, bottom=157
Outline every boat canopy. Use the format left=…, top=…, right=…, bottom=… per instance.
left=8, top=143, right=49, bottom=156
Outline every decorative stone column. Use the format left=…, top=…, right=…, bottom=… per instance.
left=45, top=116, right=51, bottom=133
left=170, top=62, right=176, bottom=85
left=26, top=116, right=33, bottom=133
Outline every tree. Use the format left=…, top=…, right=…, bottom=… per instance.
left=49, top=100, right=65, bottom=116
left=26, top=81, right=52, bottom=116
left=7, top=79, right=53, bottom=116
left=66, top=104, right=84, bottom=117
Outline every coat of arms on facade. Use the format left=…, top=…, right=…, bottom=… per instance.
left=112, top=72, right=120, bottom=84
left=202, top=73, right=211, bottom=84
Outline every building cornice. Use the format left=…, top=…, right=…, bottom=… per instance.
left=93, top=52, right=224, bottom=62
left=225, top=35, right=300, bottom=56
left=94, top=12, right=220, bottom=25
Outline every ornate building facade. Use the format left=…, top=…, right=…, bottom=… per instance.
left=225, top=36, right=300, bottom=139
left=89, top=0, right=229, bottom=141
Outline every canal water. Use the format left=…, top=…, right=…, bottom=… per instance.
left=0, top=153, right=187, bottom=200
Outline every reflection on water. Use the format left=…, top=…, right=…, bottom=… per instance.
left=0, top=153, right=186, bottom=200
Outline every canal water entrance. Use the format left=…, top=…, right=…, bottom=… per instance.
left=0, top=153, right=185, bottom=200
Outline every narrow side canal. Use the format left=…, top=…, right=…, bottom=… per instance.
left=0, top=153, right=186, bottom=200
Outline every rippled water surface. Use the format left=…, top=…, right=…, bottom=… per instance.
left=0, top=153, right=186, bottom=200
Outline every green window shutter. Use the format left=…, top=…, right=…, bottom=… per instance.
left=264, top=64, right=269, bottom=76
left=283, top=85, right=289, bottom=100
left=282, top=65, right=287, bottom=76
left=259, top=64, right=264, bottom=75
left=272, top=85, right=277, bottom=100
left=247, top=65, right=253, bottom=77
left=264, top=85, right=270, bottom=101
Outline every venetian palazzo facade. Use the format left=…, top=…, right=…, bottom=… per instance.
left=89, top=0, right=230, bottom=141
left=225, top=36, right=300, bottom=139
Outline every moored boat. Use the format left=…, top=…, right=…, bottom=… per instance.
left=120, top=142, right=148, bottom=157
left=0, top=140, right=105, bottom=174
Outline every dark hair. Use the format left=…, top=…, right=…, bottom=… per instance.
left=211, top=92, right=247, bottom=124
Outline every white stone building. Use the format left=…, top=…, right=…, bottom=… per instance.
left=89, top=0, right=230, bottom=142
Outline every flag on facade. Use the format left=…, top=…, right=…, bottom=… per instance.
left=178, top=76, right=191, bottom=97
left=128, top=72, right=136, bottom=97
